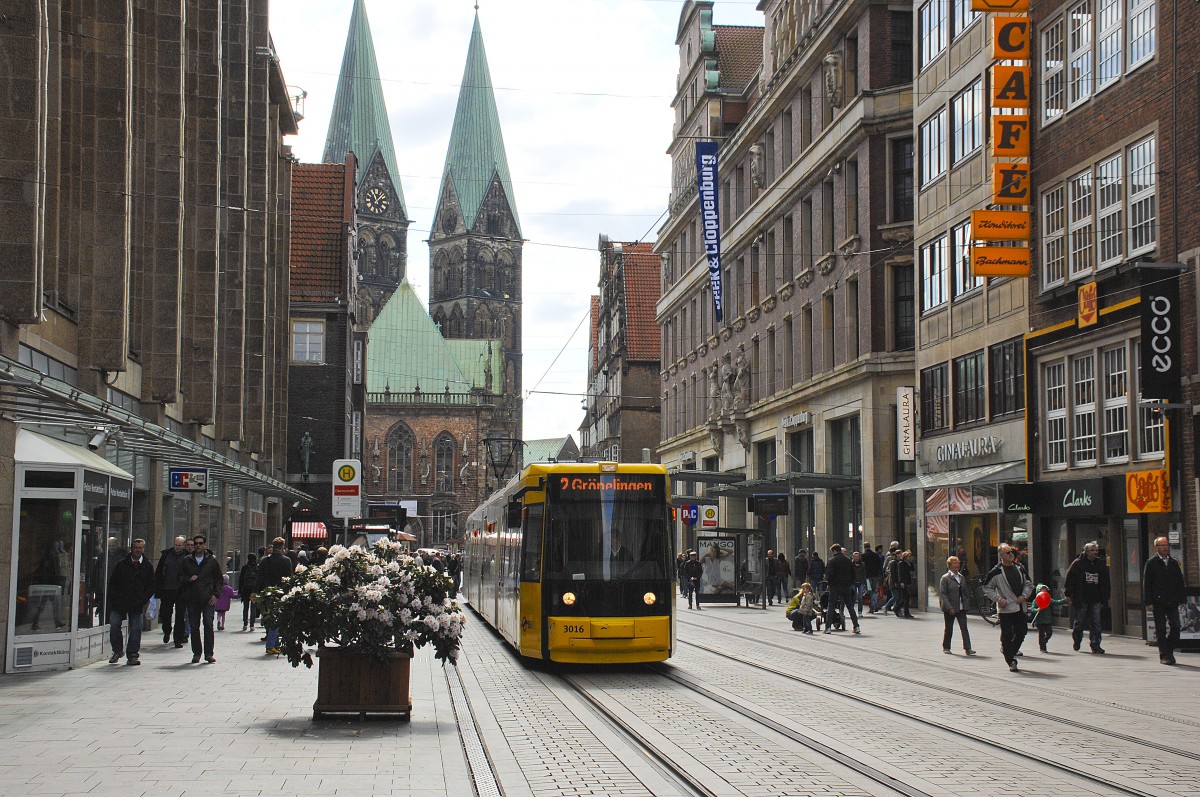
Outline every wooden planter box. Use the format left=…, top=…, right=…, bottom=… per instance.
left=313, top=646, right=412, bottom=721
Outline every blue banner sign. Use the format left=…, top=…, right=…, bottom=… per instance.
left=695, top=141, right=723, bottom=323
left=168, top=467, right=209, bottom=492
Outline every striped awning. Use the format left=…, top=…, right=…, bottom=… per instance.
left=290, top=521, right=327, bottom=539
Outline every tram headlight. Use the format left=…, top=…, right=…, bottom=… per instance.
left=643, top=592, right=656, bottom=605
left=562, top=592, right=577, bottom=606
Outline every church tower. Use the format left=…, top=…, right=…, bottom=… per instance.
left=429, top=13, right=523, bottom=442
left=323, top=0, right=409, bottom=325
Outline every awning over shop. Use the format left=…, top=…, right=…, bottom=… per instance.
left=15, top=428, right=133, bottom=479
left=290, top=522, right=327, bottom=539
left=0, top=355, right=312, bottom=501
left=667, top=469, right=744, bottom=485
left=878, top=461, right=1026, bottom=493
left=706, top=470, right=861, bottom=498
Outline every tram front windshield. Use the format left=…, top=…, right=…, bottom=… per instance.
left=545, top=474, right=670, bottom=582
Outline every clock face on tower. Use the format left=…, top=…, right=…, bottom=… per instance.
left=363, top=186, right=389, bottom=215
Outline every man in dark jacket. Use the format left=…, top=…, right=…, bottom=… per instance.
left=807, top=551, right=826, bottom=593
left=1064, top=541, right=1111, bottom=654
left=257, top=537, right=295, bottom=653
left=793, top=550, right=809, bottom=586
left=681, top=550, right=703, bottom=610
left=179, top=534, right=223, bottom=664
left=1144, top=536, right=1187, bottom=665
left=823, top=544, right=860, bottom=634
left=107, top=539, right=156, bottom=665
left=765, top=550, right=780, bottom=606
left=862, top=543, right=883, bottom=613
left=155, top=535, right=189, bottom=647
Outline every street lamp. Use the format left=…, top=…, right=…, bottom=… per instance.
left=482, top=436, right=522, bottom=491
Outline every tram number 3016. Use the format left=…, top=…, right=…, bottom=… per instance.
left=562, top=625, right=585, bottom=634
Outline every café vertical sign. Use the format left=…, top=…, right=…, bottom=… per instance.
left=970, top=5, right=1032, bottom=278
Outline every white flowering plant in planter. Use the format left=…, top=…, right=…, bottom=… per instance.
left=256, top=539, right=466, bottom=668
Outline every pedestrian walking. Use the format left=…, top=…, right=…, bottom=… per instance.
left=675, top=553, right=687, bottom=595
left=982, top=543, right=1033, bottom=671
left=807, top=551, right=826, bottom=597
left=238, top=554, right=259, bottom=631
left=776, top=553, right=791, bottom=601
left=851, top=550, right=867, bottom=610
left=890, top=551, right=915, bottom=618
left=1064, top=541, right=1111, bottom=654
left=215, top=574, right=235, bottom=631
left=765, top=550, right=780, bottom=606
left=881, top=542, right=901, bottom=614
left=107, top=538, right=156, bottom=665
left=681, top=550, right=703, bottom=610
left=1030, top=583, right=1066, bottom=652
left=823, top=544, right=860, bottom=634
left=938, top=556, right=975, bottom=655
left=258, top=537, right=295, bottom=653
left=179, top=534, right=223, bottom=664
left=862, top=543, right=882, bottom=612
left=1143, top=536, right=1186, bottom=666
left=793, top=550, right=809, bottom=588
left=154, top=535, right=189, bottom=647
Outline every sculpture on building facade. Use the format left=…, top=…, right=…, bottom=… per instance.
left=733, top=345, right=751, bottom=411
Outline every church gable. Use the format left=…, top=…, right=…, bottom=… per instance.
left=359, top=149, right=403, bottom=222
left=470, top=175, right=521, bottom=239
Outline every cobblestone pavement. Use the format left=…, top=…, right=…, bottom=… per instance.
left=0, top=628, right=470, bottom=796
left=0, top=598, right=1196, bottom=797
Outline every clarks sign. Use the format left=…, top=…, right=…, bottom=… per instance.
left=1044, top=479, right=1106, bottom=516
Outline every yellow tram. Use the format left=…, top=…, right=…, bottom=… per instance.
left=464, top=461, right=675, bottom=663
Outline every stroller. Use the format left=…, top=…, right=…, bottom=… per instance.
left=815, top=584, right=846, bottom=631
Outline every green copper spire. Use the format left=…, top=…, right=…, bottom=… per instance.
left=438, top=14, right=520, bottom=234
left=323, top=0, right=406, bottom=215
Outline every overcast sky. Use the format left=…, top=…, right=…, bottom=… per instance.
left=270, top=0, right=764, bottom=443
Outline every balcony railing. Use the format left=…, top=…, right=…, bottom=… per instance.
left=367, top=390, right=486, bottom=406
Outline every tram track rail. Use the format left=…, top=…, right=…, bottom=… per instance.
left=673, top=622, right=1194, bottom=797
left=551, top=667, right=929, bottom=797
left=680, top=614, right=1200, bottom=762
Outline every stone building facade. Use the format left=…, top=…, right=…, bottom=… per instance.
left=581, top=240, right=663, bottom=464
left=655, top=0, right=916, bottom=559
left=0, top=0, right=303, bottom=671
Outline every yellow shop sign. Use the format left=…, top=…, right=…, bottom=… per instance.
left=1126, top=469, right=1172, bottom=513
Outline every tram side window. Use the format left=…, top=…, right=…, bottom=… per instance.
left=521, top=505, right=544, bottom=582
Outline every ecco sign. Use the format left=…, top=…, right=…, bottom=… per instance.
left=1140, top=274, right=1181, bottom=402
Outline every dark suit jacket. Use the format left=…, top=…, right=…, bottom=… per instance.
left=1143, top=555, right=1186, bottom=606
left=178, top=553, right=223, bottom=606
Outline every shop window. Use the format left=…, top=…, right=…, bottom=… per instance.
left=15, top=496, right=77, bottom=635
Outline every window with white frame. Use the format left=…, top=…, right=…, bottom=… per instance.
left=1042, top=185, right=1067, bottom=286
left=1096, top=153, right=1124, bottom=267
left=953, top=351, right=986, bottom=426
left=920, top=234, right=949, bottom=312
left=291, top=320, right=324, bottom=363
left=952, top=0, right=980, bottom=37
left=1043, top=0, right=1156, bottom=125
left=1128, top=136, right=1157, bottom=253
left=921, top=363, right=950, bottom=432
left=1068, top=2, right=1094, bottom=108
left=951, top=219, right=981, bottom=297
left=1043, top=341, right=1164, bottom=472
left=1097, top=0, right=1122, bottom=90
left=1129, top=0, right=1156, bottom=67
left=951, top=80, right=983, bottom=165
left=919, top=108, right=947, bottom=186
left=919, top=0, right=947, bottom=68
left=1044, top=362, right=1068, bottom=468
left=1041, top=135, right=1156, bottom=288
left=1068, top=169, right=1094, bottom=279
left=1042, top=17, right=1066, bottom=125
left=1132, top=345, right=1165, bottom=456
left=1071, top=353, right=1097, bottom=465
left=1101, top=345, right=1128, bottom=461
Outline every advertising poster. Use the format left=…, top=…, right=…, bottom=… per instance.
left=1147, top=593, right=1200, bottom=643
left=696, top=536, right=736, bottom=595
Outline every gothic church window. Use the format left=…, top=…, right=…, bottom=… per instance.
left=387, top=423, right=415, bottom=492
left=435, top=433, right=455, bottom=493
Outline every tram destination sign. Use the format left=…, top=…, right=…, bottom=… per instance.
left=169, top=467, right=209, bottom=493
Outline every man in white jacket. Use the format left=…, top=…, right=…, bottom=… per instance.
left=982, top=544, right=1033, bottom=672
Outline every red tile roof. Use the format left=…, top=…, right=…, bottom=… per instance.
left=715, top=25, right=763, bottom=94
left=290, top=163, right=350, bottom=302
left=619, top=242, right=662, bottom=362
